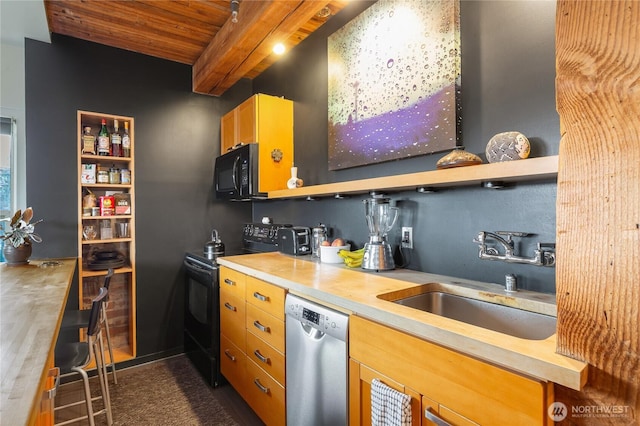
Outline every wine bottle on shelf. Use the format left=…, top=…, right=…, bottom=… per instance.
left=111, top=119, right=122, bottom=157
left=97, top=119, right=110, bottom=156
left=122, top=121, right=131, bottom=157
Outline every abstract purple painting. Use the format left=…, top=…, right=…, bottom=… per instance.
left=327, top=0, right=461, bottom=170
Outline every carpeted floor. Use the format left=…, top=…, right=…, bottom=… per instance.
left=55, top=355, right=263, bottom=425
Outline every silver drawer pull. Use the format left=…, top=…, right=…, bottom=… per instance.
left=253, top=320, right=270, bottom=333
left=253, top=291, right=269, bottom=302
left=224, top=349, right=236, bottom=362
left=425, top=407, right=452, bottom=426
left=254, top=349, right=270, bottom=364
left=44, top=367, right=60, bottom=400
left=224, top=302, right=236, bottom=311
left=254, top=378, right=269, bottom=394
left=224, top=278, right=235, bottom=286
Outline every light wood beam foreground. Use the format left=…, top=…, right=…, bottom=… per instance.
left=555, top=1, right=639, bottom=424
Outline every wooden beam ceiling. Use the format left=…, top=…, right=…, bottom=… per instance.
left=44, top=0, right=349, bottom=96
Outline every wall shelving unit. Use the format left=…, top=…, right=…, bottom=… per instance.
left=77, top=110, right=136, bottom=364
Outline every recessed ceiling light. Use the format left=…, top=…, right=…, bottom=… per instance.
left=273, top=43, right=286, bottom=55
left=316, top=6, right=331, bottom=19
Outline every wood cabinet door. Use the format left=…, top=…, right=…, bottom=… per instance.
left=220, top=109, right=236, bottom=153
left=245, top=358, right=286, bottom=426
left=237, top=96, right=256, bottom=144
left=245, top=277, right=286, bottom=320
left=220, top=334, right=247, bottom=398
left=220, top=267, right=246, bottom=300
left=349, top=359, right=422, bottom=426
left=245, top=303, right=285, bottom=353
left=246, top=331, right=285, bottom=385
left=220, top=292, right=246, bottom=352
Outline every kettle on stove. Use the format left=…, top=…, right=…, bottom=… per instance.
left=204, top=229, right=225, bottom=260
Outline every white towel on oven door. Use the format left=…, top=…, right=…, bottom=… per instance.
left=371, top=378, right=412, bottom=426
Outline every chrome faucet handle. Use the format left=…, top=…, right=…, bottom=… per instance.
left=495, top=231, right=530, bottom=238
left=537, top=242, right=556, bottom=250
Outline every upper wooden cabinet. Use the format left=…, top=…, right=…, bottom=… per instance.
left=220, top=93, right=293, bottom=153
left=220, top=94, right=294, bottom=192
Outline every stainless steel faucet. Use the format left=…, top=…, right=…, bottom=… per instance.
left=474, top=231, right=556, bottom=267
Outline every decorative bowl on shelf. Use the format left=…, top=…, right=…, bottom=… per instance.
left=436, top=147, right=483, bottom=169
left=485, top=131, right=531, bottom=163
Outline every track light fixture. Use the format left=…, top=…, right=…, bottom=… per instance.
left=230, top=0, right=240, bottom=23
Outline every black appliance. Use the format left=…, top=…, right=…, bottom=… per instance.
left=183, top=251, right=222, bottom=387
left=242, top=222, right=284, bottom=253
left=278, top=226, right=311, bottom=255
left=214, top=144, right=263, bottom=200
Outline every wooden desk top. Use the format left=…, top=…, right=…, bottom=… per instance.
left=0, top=258, right=76, bottom=426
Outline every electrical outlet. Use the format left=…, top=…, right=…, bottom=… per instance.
left=401, top=226, right=413, bottom=249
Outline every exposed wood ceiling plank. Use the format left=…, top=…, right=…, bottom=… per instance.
left=209, top=1, right=333, bottom=94
left=193, top=1, right=302, bottom=95
left=43, top=0, right=350, bottom=96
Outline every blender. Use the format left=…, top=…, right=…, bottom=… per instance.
left=362, top=195, right=398, bottom=271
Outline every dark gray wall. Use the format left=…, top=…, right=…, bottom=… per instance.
left=25, top=35, right=252, bottom=361
left=24, top=0, right=559, bottom=364
left=252, top=1, right=559, bottom=293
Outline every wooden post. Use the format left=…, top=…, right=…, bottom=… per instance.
left=555, top=1, right=639, bottom=424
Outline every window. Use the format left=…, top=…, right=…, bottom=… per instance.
left=1, top=116, right=15, bottom=261
left=1, top=116, right=14, bottom=217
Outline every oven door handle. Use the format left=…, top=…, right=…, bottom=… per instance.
left=183, top=259, right=215, bottom=280
left=184, top=258, right=212, bottom=273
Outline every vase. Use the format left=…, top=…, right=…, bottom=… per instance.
left=3, top=242, right=32, bottom=265
left=287, top=166, right=304, bottom=189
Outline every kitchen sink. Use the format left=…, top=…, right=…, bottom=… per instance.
left=380, top=286, right=557, bottom=340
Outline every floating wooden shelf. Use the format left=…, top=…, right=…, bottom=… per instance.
left=81, top=267, right=133, bottom=277
left=268, top=155, right=559, bottom=199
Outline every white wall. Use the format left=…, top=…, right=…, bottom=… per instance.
left=0, top=0, right=50, bottom=211
left=0, top=41, right=26, bottom=210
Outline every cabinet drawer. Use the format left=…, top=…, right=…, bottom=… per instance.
left=246, top=303, right=285, bottom=353
left=350, top=316, right=549, bottom=425
left=246, top=277, right=285, bottom=320
left=246, top=331, right=285, bottom=385
left=220, top=293, right=246, bottom=351
left=246, top=358, right=286, bottom=426
left=220, top=335, right=247, bottom=398
left=220, top=267, right=246, bottom=300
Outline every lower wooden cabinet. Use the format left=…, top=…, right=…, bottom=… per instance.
left=350, top=360, right=422, bottom=426
left=245, top=358, right=286, bottom=426
left=220, top=334, right=246, bottom=399
left=219, top=267, right=286, bottom=426
left=34, top=354, right=58, bottom=426
left=349, top=316, right=554, bottom=425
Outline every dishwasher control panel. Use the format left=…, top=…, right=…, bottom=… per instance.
left=285, top=294, right=349, bottom=341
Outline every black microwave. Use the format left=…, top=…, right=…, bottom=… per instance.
left=214, top=144, right=263, bottom=200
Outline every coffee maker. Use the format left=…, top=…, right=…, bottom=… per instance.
left=362, top=194, right=398, bottom=271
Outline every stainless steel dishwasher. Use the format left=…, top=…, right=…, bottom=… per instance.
left=285, top=294, right=349, bottom=426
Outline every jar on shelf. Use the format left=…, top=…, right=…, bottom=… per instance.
left=120, top=168, right=131, bottom=184
left=97, top=170, right=109, bottom=183
left=109, top=166, right=120, bottom=184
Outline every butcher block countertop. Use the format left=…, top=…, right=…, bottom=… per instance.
left=217, top=252, right=588, bottom=391
left=1, top=258, right=76, bottom=426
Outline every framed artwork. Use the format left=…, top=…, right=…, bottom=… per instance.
left=327, top=0, right=461, bottom=170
